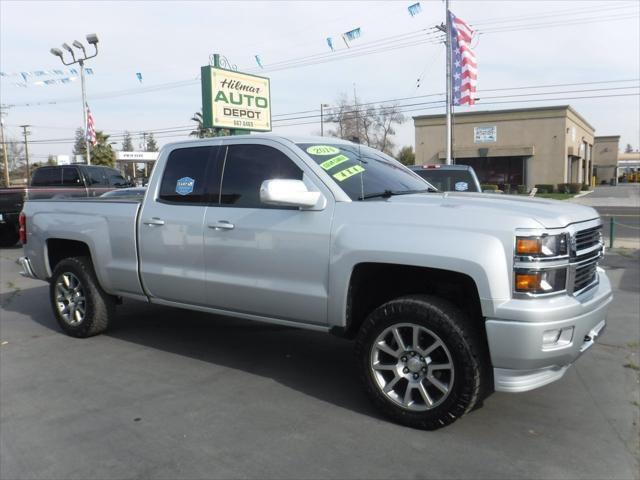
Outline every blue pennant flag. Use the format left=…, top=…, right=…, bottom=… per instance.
left=343, top=28, right=361, bottom=42
left=136, top=72, right=143, bottom=83
left=84, top=68, right=94, bottom=75
left=326, top=37, right=334, bottom=51
left=254, top=55, right=263, bottom=68
left=408, top=2, right=422, bottom=17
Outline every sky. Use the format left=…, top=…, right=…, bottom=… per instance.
left=1, top=0, right=639, bottom=162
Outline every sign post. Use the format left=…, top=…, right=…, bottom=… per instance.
left=201, top=57, right=271, bottom=136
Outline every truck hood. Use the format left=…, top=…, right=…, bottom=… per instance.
left=386, top=192, right=599, bottom=229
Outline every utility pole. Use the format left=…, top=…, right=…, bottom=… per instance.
left=320, top=104, right=330, bottom=136
left=20, top=125, right=31, bottom=183
left=0, top=115, right=10, bottom=187
left=142, top=132, right=148, bottom=177
left=353, top=83, right=360, bottom=143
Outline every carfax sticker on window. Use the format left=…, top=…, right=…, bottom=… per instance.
left=176, top=177, right=195, bottom=195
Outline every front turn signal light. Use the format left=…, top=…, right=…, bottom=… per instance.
left=516, top=238, right=540, bottom=255
left=515, top=269, right=567, bottom=295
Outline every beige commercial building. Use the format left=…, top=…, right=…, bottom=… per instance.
left=414, top=105, right=596, bottom=190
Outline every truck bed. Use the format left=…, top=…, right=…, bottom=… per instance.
left=22, top=198, right=145, bottom=299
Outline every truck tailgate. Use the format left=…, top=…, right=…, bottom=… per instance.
left=23, top=198, right=145, bottom=299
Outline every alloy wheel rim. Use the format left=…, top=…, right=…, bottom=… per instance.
left=370, top=323, right=454, bottom=411
left=55, top=272, right=86, bottom=326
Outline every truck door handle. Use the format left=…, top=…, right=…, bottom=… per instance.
left=143, top=217, right=165, bottom=226
left=208, top=220, right=234, bottom=231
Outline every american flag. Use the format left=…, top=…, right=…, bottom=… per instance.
left=449, top=10, right=477, bottom=106
left=86, top=104, right=97, bottom=146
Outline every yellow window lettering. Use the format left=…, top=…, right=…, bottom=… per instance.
left=319, top=154, right=349, bottom=171
left=333, top=165, right=365, bottom=181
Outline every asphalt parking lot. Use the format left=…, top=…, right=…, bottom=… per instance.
left=1, top=245, right=639, bottom=480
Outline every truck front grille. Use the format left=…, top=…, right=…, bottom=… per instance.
left=575, top=225, right=602, bottom=252
left=574, top=258, right=598, bottom=293
left=570, top=223, right=603, bottom=295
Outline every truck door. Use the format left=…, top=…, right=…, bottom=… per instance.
left=202, top=141, right=333, bottom=326
left=138, top=145, right=222, bottom=305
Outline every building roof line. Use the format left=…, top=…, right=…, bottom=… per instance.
left=413, top=104, right=595, bottom=131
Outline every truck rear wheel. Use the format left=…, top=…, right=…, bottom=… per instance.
left=49, top=256, right=115, bottom=338
left=355, top=295, right=485, bottom=430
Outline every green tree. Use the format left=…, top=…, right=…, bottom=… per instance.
left=396, top=146, right=415, bottom=166
left=189, top=111, right=229, bottom=138
left=90, top=131, right=116, bottom=167
left=46, top=155, right=56, bottom=166
left=72, top=127, right=86, bottom=158
left=145, top=132, right=158, bottom=152
left=122, top=131, right=134, bottom=151
left=625, top=143, right=633, bottom=153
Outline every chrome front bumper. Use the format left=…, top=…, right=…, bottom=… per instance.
left=487, top=268, right=612, bottom=392
left=18, top=256, right=37, bottom=279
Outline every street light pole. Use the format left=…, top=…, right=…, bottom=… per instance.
left=50, top=34, right=99, bottom=165
left=79, top=59, right=90, bottom=164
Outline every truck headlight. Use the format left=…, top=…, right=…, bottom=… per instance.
left=515, top=268, right=567, bottom=294
left=516, top=233, right=568, bottom=257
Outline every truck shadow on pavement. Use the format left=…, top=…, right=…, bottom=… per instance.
left=0, top=284, right=379, bottom=419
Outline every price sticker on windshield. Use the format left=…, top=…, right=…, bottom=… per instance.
left=333, top=165, right=365, bottom=181
left=306, top=145, right=341, bottom=156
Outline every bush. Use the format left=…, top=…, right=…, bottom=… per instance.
left=503, top=183, right=511, bottom=194
left=557, top=183, right=569, bottom=194
left=581, top=184, right=590, bottom=191
left=517, top=185, right=527, bottom=194
left=535, top=184, right=555, bottom=193
left=481, top=184, right=499, bottom=191
left=568, top=183, right=582, bottom=194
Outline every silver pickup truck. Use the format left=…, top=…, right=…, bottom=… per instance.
left=20, top=135, right=612, bottom=430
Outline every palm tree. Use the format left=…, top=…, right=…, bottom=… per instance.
left=189, top=111, right=230, bottom=138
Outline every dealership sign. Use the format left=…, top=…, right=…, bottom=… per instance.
left=201, top=66, right=271, bottom=132
left=474, top=126, right=497, bottom=143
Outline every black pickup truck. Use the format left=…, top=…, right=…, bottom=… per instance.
left=0, top=164, right=131, bottom=247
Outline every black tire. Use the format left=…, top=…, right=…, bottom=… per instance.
left=0, top=225, right=19, bottom=248
left=355, top=295, right=487, bottom=430
left=49, top=256, right=115, bottom=338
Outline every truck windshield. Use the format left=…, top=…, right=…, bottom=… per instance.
left=298, top=143, right=434, bottom=200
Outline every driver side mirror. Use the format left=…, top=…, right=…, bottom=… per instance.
left=260, top=179, right=322, bottom=208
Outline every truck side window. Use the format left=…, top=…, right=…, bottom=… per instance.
left=220, top=144, right=303, bottom=208
left=62, top=167, right=82, bottom=186
left=159, top=146, right=219, bottom=204
left=86, top=167, right=108, bottom=186
left=31, top=167, right=62, bottom=187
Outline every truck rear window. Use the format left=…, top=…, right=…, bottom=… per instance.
left=413, top=169, right=479, bottom=192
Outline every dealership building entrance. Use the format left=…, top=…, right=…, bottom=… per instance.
left=413, top=105, right=595, bottom=190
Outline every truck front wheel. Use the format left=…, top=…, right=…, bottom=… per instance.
left=355, top=295, right=485, bottom=430
left=49, top=256, right=115, bottom=338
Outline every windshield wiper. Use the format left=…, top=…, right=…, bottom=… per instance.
left=358, top=188, right=433, bottom=200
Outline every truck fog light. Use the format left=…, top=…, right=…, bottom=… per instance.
left=542, top=326, right=574, bottom=348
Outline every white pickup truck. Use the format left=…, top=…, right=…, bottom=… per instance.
left=19, top=135, right=612, bottom=429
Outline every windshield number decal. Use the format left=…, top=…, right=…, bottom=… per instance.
left=306, top=145, right=341, bottom=156
left=319, top=154, right=349, bottom=171
left=454, top=181, right=469, bottom=191
left=333, top=165, right=365, bottom=181
left=176, top=177, right=195, bottom=195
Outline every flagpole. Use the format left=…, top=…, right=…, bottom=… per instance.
left=445, top=0, right=452, bottom=165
